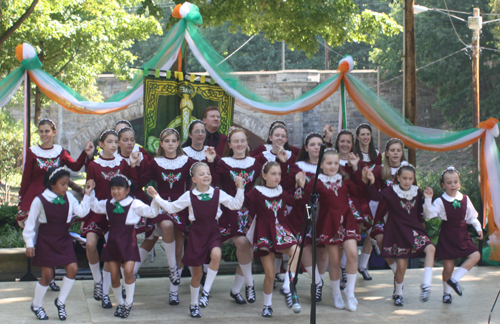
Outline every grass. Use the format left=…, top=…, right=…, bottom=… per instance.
left=0, top=225, right=24, bottom=248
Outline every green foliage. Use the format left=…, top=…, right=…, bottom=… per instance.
left=0, top=204, right=18, bottom=228
left=0, top=224, right=24, bottom=248
left=1, top=0, right=163, bottom=107
left=166, top=0, right=400, bottom=57
left=221, top=242, right=237, bottom=262
left=417, top=161, right=482, bottom=246
left=370, top=0, right=500, bottom=129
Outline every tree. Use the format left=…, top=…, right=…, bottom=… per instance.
left=0, top=0, right=39, bottom=49
left=1, top=0, right=163, bottom=124
left=370, top=0, right=500, bottom=129
left=167, top=0, right=401, bottom=56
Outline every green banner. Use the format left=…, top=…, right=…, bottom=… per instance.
left=143, top=76, right=234, bottom=154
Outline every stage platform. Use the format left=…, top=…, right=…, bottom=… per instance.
left=0, top=266, right=499, bottom=323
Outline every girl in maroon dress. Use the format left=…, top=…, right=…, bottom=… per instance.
left=84, top=129, right=140, bottom=309
left=363, top=162, right=435, bottom=307
left=23, top=167, right=93, bottom=320
left=245, top=161, right=305, bottom=317
left=18, top=118, right=94, bottom=228
left=353, top=124, right=382, bottom=169
left=368, top=138, right=408, bottom=275
left=279, top=132, right=326, bottom=302
left=114, top=120, right=154, bottom=163
left=182, top=119, right=215, bottom=163
left=304, top=149, right=363, bottom=312
left=335, top=130, right=374, bottom=282
left=206, top=128, right=261, bottom=304
left=148, top=162, right=245, bottom=318
left=423, top=167, right=482, bottom=304
left=250, top=120, right=300, bottom=157
left=89, top=175, right=157, bottom=318
left=141, top=128, right=196, bottom=304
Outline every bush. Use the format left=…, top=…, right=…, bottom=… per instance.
left=417, top=161, right=481, bottom=247
left=221, top=242, right=237, bottom=262
left=0, top=224, right=24, bottom=248
left=0, top=204, right=18, bottom=228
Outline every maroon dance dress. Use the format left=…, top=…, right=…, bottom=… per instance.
left=368, top=184, right=432, bottom=258
left=245, top=186, right=302, bottom=257
left=142, top=155, right=195, bottom=234
left=250, top=143, right=300, bottom=157
left=209, top=156, right=262, bottom=241
left=304, top=174, right=362, bottom=245
left=23, top=190, right=91, bottom=267
left=18, top=144, right=90, bottom=226
left=83, top=156, right=137, bottom=237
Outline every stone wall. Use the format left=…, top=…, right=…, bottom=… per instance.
left=6, top=70, right=442, bottom=159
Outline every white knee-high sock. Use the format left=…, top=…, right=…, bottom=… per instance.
left=89, top=262, right=102, bottom=283
left=331, top=279, right=341, bottom=297
left=345, top=273, right=357, bottom=298
left=57, top=277, right=75, bottom=304
left=134, top=247, right=150, bottom=275
left=33, top=283, right=49, bottom=308
left=204, top=269, right=218, bottom=293
left=283, top=254, right=289, bottom=262
left=395, top=282, right=404, bottom=295
left=124, top=282, right=135, bottom=305
left=359, top=253, right=371, bottom=271
left=340, top=252, right=347, bottom=269
left=102, top=271, right=111, bottom=296
left=190, top=285, right=200, bottom=306
left=239, top=262, right=254, bottom=286
left=263, top=292, right=273, bottom=306
left=274, top=258, right=281, bottom=275
left=305, top=266, right=322, bottom=285
left=281, top=272, right=293, bottom=294
left=389, top=262, right=397, bottom=274
left=451, top=267, right=468, bottom=282
left=162, top=241, right=177, bottom=268
left=170, top=281, right=179, bottom=293
left=231, top=274, right=245, bottom=294
left=423, top=267, right=433, bottom=287
left=112, top=286, right=124, bottom=305
left=443, top=281, right=451, bottom=294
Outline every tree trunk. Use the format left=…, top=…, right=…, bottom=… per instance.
left=0, top=0, right=39, bottom=49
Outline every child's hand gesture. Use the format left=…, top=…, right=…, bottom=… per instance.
left=146, top=186, right=159, bottom=199
left=348, top=152, right=360, bottom=171
left=295, top=171, right=306, bottom=188
left=234, top=176, right=244, bottom=189
left=424, top=187, right=433, bottom=199
left=277, top=146, right=288, bottom=163
left=205, top=146, right=216, bottom=163
left=323, top=124, right=334, bottom=143
left=129, top=152, right=141, bottom=167
left=84, top=180, right=95, bottom=195
left=84, top=141, right=95, bottom=158
left=362, top=167, right=375, bottom=185
left=478, top=230, right=484, bottom=240
left=26, top=247, right=35, bottom=258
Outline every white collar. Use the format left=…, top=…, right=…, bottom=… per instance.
left=221, top=156, right=256, bottom=169
left=255, top=185, right=283, bottom=198
left=262, top=150, right=291, bottom=162
left=361, top=150, right=379, bottom=163
left=442, top=192, right=464, bottom=202
left=392, top=184, right=419, bottom=200
left=118, top=152, right=143, bottom=165
left=296, top=161, right=317, bottom=174
left=154, top=155, right=189, bottom=170
left=42, top=189, right=58, bottom=200
left=192, top=186, right=214, bottom=196
left=339, top=159, right=348, bottom=167
left=94, top=156, right=122, bottom=168
left=319, top=173, right=343, bottom=183
left=30, top=145, right=63, bottom=159
left=110, top=196, right=133, bottom=206
left=390, top=166, right=399, bottom=175
left=263, top=144, right=273, bottom=151
left=183, top=146, right=208, bottom=161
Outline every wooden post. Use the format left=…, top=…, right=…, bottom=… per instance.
left=377, top=66, right=381, bottom=152
left=325, top=41, right=329, bottom=70
left=404, top=0, right=417, bottom=165
left=472, top=8, right=481, bottom=165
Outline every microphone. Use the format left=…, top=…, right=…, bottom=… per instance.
left=290, top=281, right=301, bottom=314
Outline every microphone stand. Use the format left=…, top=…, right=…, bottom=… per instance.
left=289, top=144, right=325, bottom=324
